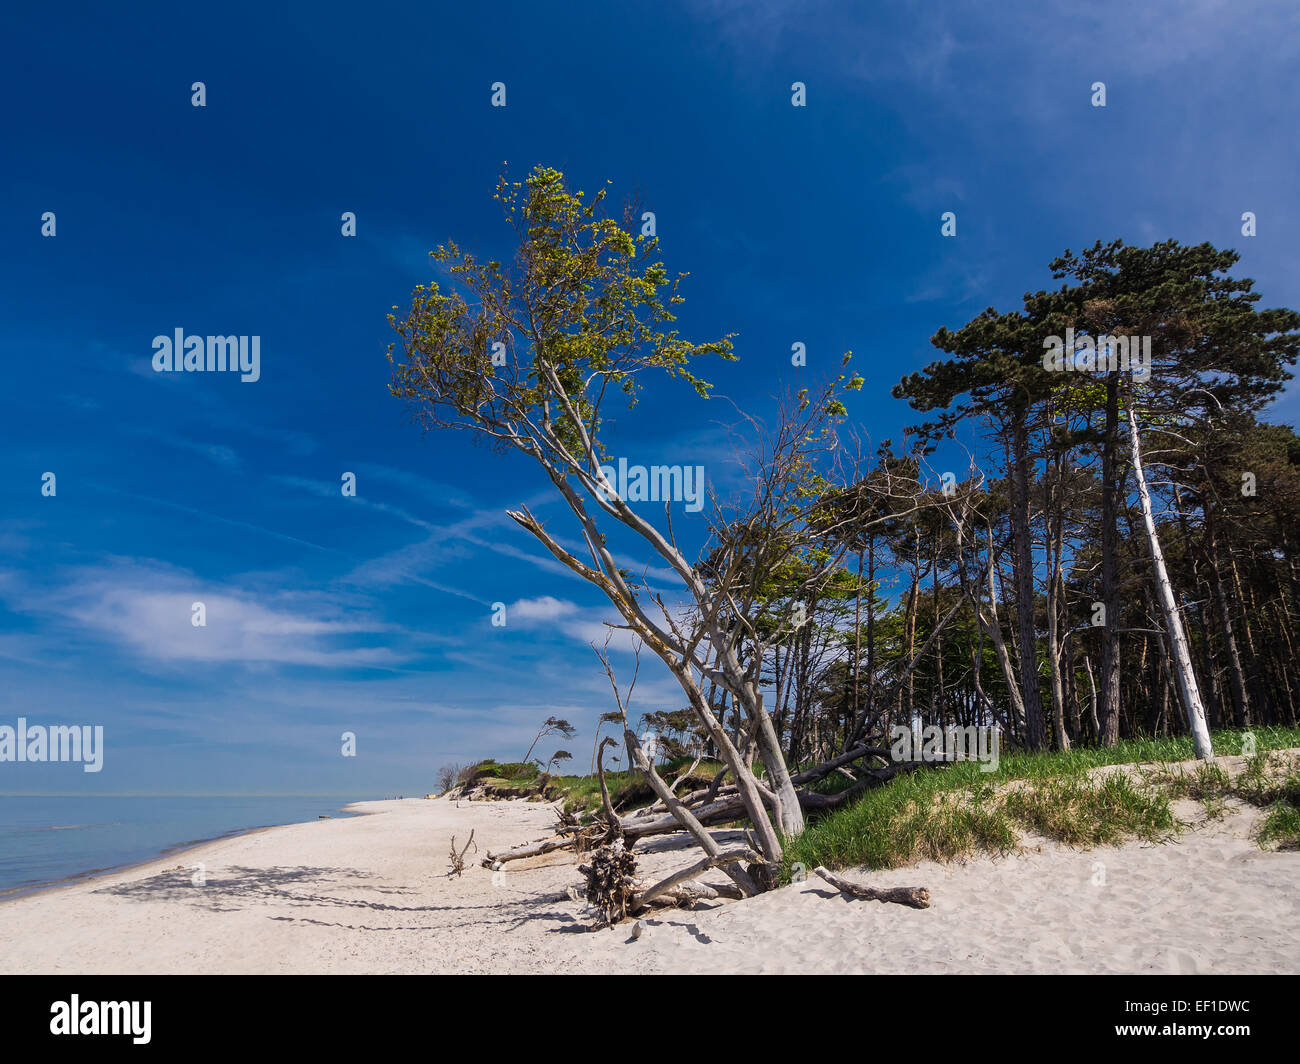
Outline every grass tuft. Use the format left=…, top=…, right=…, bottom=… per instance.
left=780, top=727, right=1300, bottom=882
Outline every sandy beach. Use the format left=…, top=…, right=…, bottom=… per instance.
left=3, top=760, right=1298, bottom=975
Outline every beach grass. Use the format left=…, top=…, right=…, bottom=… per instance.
left=779, top=726, right=1300, bottom=882
left=455, top=755, right=725, bottom=815
left=550, top=758, right=724, bottom=815
left=457, top=727, right=1300, bottom=873
left=1145, top=747, right=1300, bottom=850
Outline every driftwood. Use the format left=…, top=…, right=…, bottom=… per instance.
left=630, top=848, right=754, bottom=911
left=797, top=760, right=930, bottom=810
left=595, top=736, right=624, bottom=845
left=644, top=744, right=893, bottom=814
left=481, top=726, right=950, bottom=875
left=581, top=849, right=751, bottom=925
left=447, top=829, right=476, bottom=877
left=626, top=762, right=928, bottom=831
left=636, top=881, right=717, bottom=911
left=624, top=728, right=760, bottom=898
left=487, top=805, right=730, bottom=863
left=579, top=839, right=639, bottom=925
left=624, top=794, right=747, bottom=839
left=482, top=833, right=572, bottom=867
left=813, top=866, right=930, bottom=909
left=792, top=745, right=892, bottom=785
left=486, top=760, right=937, bottom=867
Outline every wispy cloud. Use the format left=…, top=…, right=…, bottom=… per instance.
left=507, top=595, right=579, bottom=623
left=2, top=562, right=406, bottom=669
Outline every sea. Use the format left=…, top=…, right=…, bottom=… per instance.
left=0, top=795, right=376, bottom=899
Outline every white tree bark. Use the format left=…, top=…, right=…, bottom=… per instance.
left=1126, top=404, right=1214, bottom=759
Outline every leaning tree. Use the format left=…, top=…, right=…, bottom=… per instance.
left=386, top=166, right=900, bottom=893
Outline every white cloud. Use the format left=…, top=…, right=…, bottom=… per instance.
left=3, top=563, right=404, bottom=669
left=508, top=596, right=579, bottom=623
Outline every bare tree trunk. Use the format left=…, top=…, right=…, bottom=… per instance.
left=1231, top=553, right=1268, bottom=722
left=1098, top=375, right=1123, bottom=746
left=954, top=517, right=1028, bottom=738
left=675, top=668, right=787, bottom=861
left=1046, top=567, right=1070, bottom=751
left=1083, top=653, right=1100, bottom=740
left=1206, top=511, right=1250, bottom=728
left=1126, top=404, right=1213, bottom=759
left=902, top=538, right=920, bottom=727
left=932, top=533, right=946, bottom=734
left=866, top=532, right=879, bottom=730
left=852, top=546, right=864, bottom=742
left=1044, top=456, right=1070, bottom=751
left=754, top=706, right=804, bottom=836
left=625, top=728, right=761, bottom=896
left=1009, top=416, right=1048, bottom=749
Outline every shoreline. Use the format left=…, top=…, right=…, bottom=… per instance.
left=0, top=798, right=376, bottom=905
left=2, top=771, right=1297, bottom=974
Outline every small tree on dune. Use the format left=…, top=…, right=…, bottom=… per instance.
left=543, top=750, right=573, bottom=775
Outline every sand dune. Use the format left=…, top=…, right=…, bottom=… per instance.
left=3, top=761, right=1297, bottom=974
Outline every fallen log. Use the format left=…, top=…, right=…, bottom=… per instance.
left=812, top=866, right=930, bottom=909
left=621, top=794, right=748, bottom=840
left=791, top=745, right=891, bottom=786
left=636, top=882, right=718, bottom=911
left=489, top=759, right=940, bottom=866
left=492, top=764, right=932, bottom=863
left=623, top=728, right=759, bottom=898
left=645, top=745, right=892, bottom=814
left=482, top=833, right=574, bottom=867
left=631, top=848, right=755, bottom=911
left=796, top=760, right=930, bottom=810
left=487, top=798, right=744, bottom=863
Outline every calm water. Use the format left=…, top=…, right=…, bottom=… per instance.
left=0, top=795, right=374, bottom=897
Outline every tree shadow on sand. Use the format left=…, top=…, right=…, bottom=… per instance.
left=94, top=864, right=594, bottom=932
left=96, top=865, right=425, bottom=913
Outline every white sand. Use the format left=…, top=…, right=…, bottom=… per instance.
left=3, top=757, right=1298, bottom=974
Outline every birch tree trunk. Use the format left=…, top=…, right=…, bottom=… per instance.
left=1126, top=404, right=1214, bottom=759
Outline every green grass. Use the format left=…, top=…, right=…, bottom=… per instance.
left=999, top=774, right=1177, bottom=847
left=548, top=758, right=724, bottom=815
left=1148, top=750, right=1300, bottom=850
left=460, top=729, right=1300, bottom=871
left=779, top=727, right=1300, bottom=882
left=462, top=760, right=539, bottom=783
left=1257, top=799, right=1300, bottom=850
left=1152, top=761, right=1233, bottom=802
left=455, top=755, right=725, bottom=814
left=452, top=760, right=544, bottom=798
left=780, top=766, right=1173, bottom=876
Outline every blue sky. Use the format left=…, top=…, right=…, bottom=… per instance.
left=2, top=1, right=1297, bottom=795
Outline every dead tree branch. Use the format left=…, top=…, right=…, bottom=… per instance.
left=447, top=830, right=476, bottom=878
left=813, top=865, right=930, bottom=909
